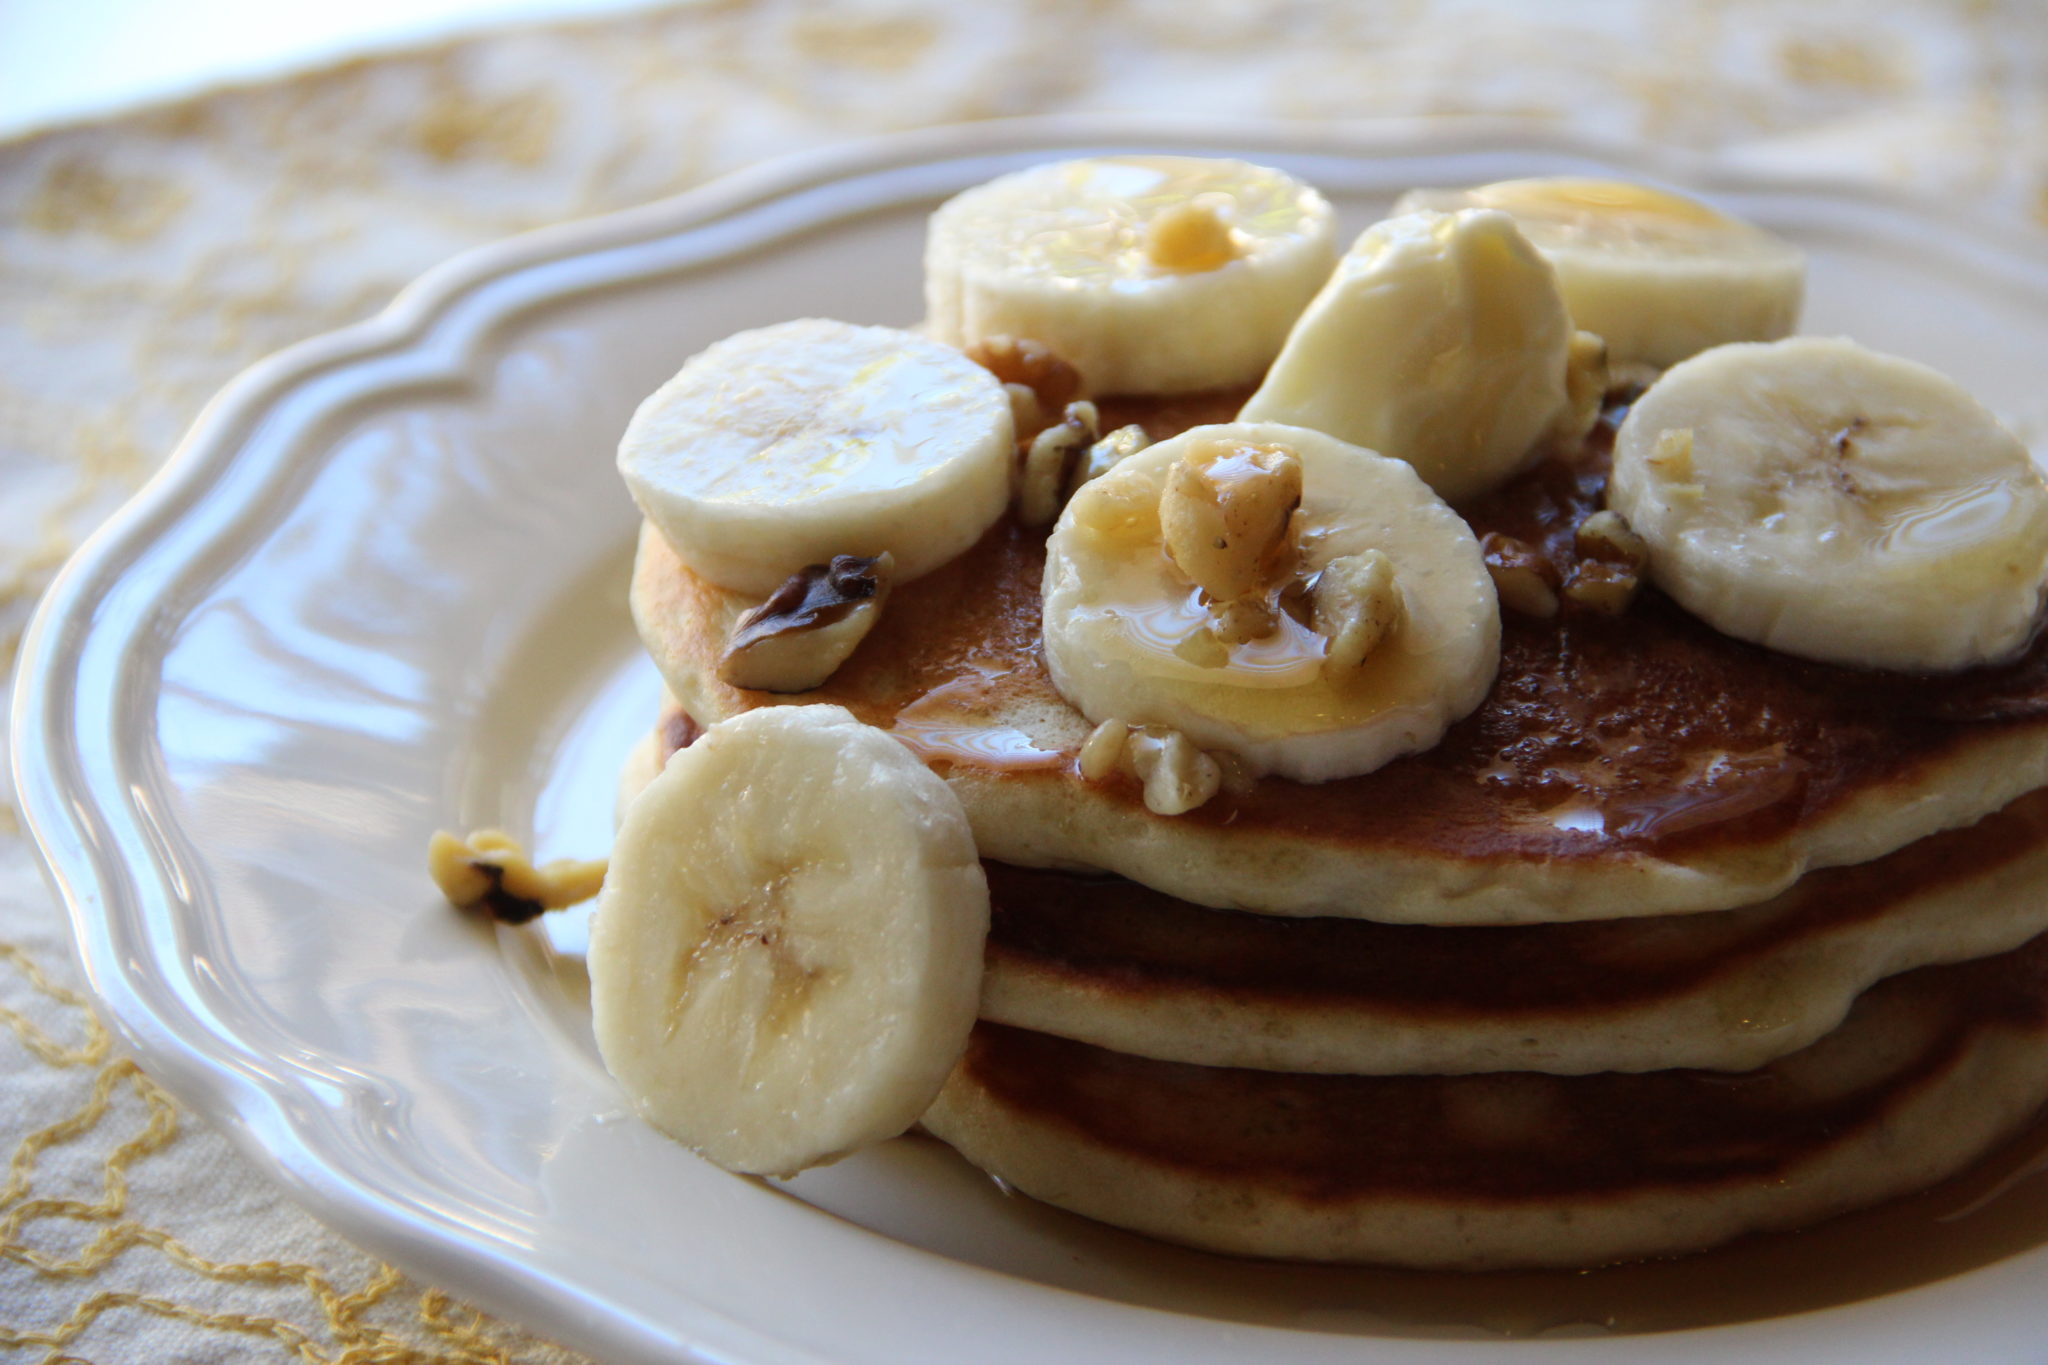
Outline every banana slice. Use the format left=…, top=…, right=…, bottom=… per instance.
left=589, top=704, right=989, bottom=1177
left=1610, top=337, right=2048, bottom=672
left=924, top=155, right=1337, bottom=395
left=1394, top=177, right=1804, bottom=368
left=617, top=318, right=1013, bottom=596
left=1238, top=210, right=1576, bottom=504
left=1041, top=422, right=1499, bottom=783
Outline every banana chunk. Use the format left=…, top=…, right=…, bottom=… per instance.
left=1160, top=440, right=1302, bottom=601
left=1239, top=210, right=1575, bottom=504
left=589, top=705, right=989, bottom=1177
left=1610, top=337, right=2048, bottom=672
left=1395, top=177, right=1805, bottom=368
left=925, top=156, right=1337, bottom=395
left=1042, top=422, right=1500, bottom=783
left=617, top=318, right=1013, bottom=596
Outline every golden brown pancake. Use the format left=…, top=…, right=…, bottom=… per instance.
left=981, top=786, right=2048, bottom=1074
left=631, top=392, right=2048, bottom=924
left=922, top=931, right=2048, bottom=1270
left=630, top=714, right=2048, bottom=1076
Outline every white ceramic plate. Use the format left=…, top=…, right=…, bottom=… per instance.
left=22, top=118, right=2048, bottom=1365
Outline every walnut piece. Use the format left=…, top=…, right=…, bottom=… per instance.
left=1575, top=508, right=1650, bottom=568
left=1067, top=422, right=1151, bottom=501
left=719, top=552, right=894, bottom=692
left=428, top=828, right=605, bottom=924
left=1076, top=717, right=1246, bottom=810
left=1557, top=329, right=1610, bottom=442
left=1019, top=401, right=1103, bottom=527
left=1567, top=509, right=1648, bottom=615
left=1564, top=559, right=1641, bottom=615
left=1003, top=382, right=1043, bottom=439
left=1312, top=549, right=1405, bottom=673
left=1145, top=202, right=1238, bottom=272
left=1160, top=439, right=1303, bottom=603
left=1481, top=532, right=1560, bottom=619
left=965, top=335, right=1083, bottom=417
left=1126, top=726, right=1223, bottom=816
left=1077, top=718, right=1130, bottom=781
left=1208, top=595, right=1277, bottom=647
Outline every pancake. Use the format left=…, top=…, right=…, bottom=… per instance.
left=981, top=786, right=2048, bottom=1074
left=631, top=713, right=2048, bottom=1075
left=630, top=391, right=2048, bottom=924
left=921, top=931, right=2048, bottom=1270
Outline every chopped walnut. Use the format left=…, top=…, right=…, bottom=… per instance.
left=429, top=828, right=605, bottom=924
left=719, top=553, right=893, bottom=692
left=1557, top=330, right=1609, bottom=442
left=965, top=335, right=1083, bottom=415
left=1077, top=718, right=1130, bottom=781
left=1208, top=595, right=1277, bottom=646
left=1313, top=550, right=1405, bottom=673
left=1003, top=382, right=1044, bottom=439
left=1067, top=423, right=1151, bottom=500
left=1126, top=726, right=1223, bottom=816
left=1566, top=509, right=1647, bottom=616
left=1575, top=509, right=1649, bottom=568
left=1160, top=439, right=1303, bottom=602
left=1564, top=559, right=1641, bottom=615
left=1481, top=532, right=1560, bottom=619
left=1146, top=202, right=1238, bottom=272
left=1019, top=401, right=1103, bottom=527
left=1077, top=717, right=1245, bottom=809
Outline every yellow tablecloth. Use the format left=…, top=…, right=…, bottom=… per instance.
left=4, top=1, right=2046, bottom=1358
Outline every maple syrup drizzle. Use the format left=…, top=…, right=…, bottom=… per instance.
left=660, top=385, right=2048, bottom=860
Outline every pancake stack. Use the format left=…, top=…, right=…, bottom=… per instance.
left=607, top=161, right=2048, bottom=1270
left=622, top=385, right=2048, bottom=1271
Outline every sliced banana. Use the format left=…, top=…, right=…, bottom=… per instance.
left=617, top=318, right=1013, bottom=596
left=1610, top=337, right=2048, bottom=672
left=1041, top=422, right=1499, bottom=783
left=924, top=156, right=1337, bottom=395
left=589, top=704, right=989, bottom=1177
left=1394, top=177, right=1804, bottom=368
left=1238, top=210, right=1575, bottom=504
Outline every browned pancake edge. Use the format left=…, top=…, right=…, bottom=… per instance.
left=921, top=932, right=2048, bottom=1269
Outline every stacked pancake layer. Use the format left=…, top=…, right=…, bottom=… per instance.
left=626, top=392, right=2048, bottom=1270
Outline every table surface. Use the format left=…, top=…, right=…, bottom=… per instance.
left=3, top=1, right=2047, bottom=1360
left=0, top=0, right=665, bottom=138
